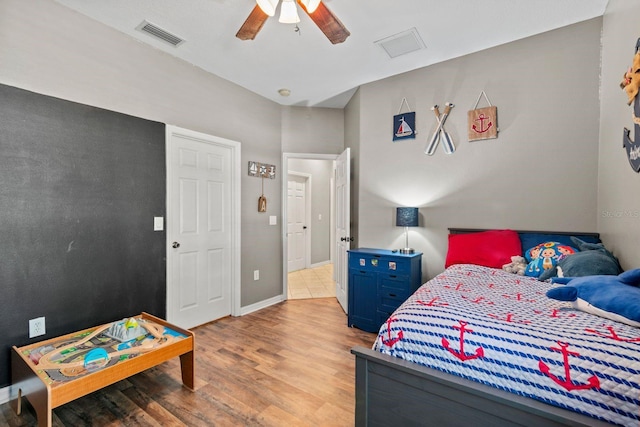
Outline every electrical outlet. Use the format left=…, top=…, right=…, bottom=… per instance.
left=29, top=317, right=46, bottom=338
left=254, top=270, right=259, bottom=281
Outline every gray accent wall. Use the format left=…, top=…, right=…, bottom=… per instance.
left=597, top=0, right=640, bottom=270
left=346, top=19, right=603, bottom=279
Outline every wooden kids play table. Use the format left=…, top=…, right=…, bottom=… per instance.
left=10, top=312, right=195, bottom=427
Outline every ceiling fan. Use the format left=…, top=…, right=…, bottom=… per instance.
left=236, top=0, right=350, bottom=45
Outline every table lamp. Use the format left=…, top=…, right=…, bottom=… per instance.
left=396, top=207, right=419, bottom=254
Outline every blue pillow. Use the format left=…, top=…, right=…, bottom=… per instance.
left=547, top=269, right=640, bottom=327
left=518, top=233, right=600, bottom=255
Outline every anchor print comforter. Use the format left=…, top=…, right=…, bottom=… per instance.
left=373, top=264, right=640, bottom=426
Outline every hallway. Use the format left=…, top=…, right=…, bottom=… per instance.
left=287, top=264, right=336, bottom=300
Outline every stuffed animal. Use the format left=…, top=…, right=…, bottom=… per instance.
left=538, top=236, right=622, bottom=281
left=502, top=255, right=527, bottom=276
left=546, top=268, right=640, bottom=327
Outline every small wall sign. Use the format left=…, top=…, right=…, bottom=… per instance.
left=248, top=161, right=276, bottom=179
left=468, top=91, right=498, bottom=142
left=393, top=97, right=416, bottom=141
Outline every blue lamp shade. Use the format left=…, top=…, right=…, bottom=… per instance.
left=396, top=207, right=419, bottom=227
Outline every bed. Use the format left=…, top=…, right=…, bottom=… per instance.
left=351, top=229, right=638, bottom=426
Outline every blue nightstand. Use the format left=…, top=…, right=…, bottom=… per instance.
left=347, top=248, right=422, bottom=333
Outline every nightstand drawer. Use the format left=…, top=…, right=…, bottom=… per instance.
left=379, top=273, right=410, bottom=292
left=348, top=254, right=410, bottom=274
left=378, top=281, right=410, bottom=313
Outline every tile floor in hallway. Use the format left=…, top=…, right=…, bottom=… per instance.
left=287, top=263, right=336, bottom=299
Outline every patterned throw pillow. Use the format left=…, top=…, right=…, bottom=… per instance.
left=524, top=241, right=577, bottom=277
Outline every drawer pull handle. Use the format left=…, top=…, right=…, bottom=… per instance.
left=389, top=275, right=397, bottom=278
left=389, top=293, right=396, bottom=297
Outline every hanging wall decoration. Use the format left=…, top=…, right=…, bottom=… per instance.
left=248, top=161, right=276, bottom=179
left=393, top=97, right=416, bottom=141
left=424, top=103, right=455, bottom=155
left=621, top=38, right=640, bottom=173
left=248, top=161, right=276, bottom=212
left=258, top=177, right=267, bottom=212
left=468, top=91, right=498, bottom=142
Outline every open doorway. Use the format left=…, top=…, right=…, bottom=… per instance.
left=282, top=154, right=337, bottom=300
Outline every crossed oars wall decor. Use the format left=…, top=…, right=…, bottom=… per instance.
left=425, top=103, right=455, bottom=156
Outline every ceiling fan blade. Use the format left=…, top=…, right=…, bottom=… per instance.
left=236, top=5, right=269, bottom=41
left=297, top=0, right=350, bottom=44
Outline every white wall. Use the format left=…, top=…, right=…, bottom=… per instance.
left=347, top=19, right=603, bottom=279
left=598, top=0, right=640, bottom=270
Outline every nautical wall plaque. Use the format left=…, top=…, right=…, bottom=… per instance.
left=468, top=91, right=498, bottom=142
left=393, top=112, right=416, bottom=141
left=393, top=97, right=416, bottom=141
left=248, top=161, right=276, bottom=179
left=621, top=38, right=640, bottom=173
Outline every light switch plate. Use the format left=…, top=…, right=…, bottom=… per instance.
left=154, top=216, right=164, bottom=231
left=269, top=216, right=277, bottom=225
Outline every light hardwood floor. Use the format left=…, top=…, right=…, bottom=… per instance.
left=1, top=298, right=376, bottom=427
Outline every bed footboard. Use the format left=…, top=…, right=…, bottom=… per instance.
left=351, top=346, right=611, bottom=427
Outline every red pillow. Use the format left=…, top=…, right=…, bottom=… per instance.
left=445, top=230, right=522, bottom=269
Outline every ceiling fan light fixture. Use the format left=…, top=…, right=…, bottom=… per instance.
left=256, top=0, right=279, bottom=17
left=300, top=0, right=321, bottom=13
left=279, top=0, right=300, bottom=23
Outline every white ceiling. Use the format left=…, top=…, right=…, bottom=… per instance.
left=53, top=0, right=608, bottom=108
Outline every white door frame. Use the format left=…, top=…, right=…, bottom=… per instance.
left=287, top=171, right=312, bottom=272
left=282, top=152, right=339, bottom=299
left=166, top=125, right=242, bottom=319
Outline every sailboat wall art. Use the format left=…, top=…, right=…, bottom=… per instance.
left=393, top=111, right=416, bottom=141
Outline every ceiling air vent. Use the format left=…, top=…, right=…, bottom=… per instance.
left=136, top=20, right=185, bottom=47
left=375, top=28, right=426, bottom=59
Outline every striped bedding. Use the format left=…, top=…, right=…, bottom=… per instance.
left=373, top=264, right=640, bottom=426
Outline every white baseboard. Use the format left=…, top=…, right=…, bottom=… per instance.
left=240, top=294, right=284, bottom=316
left=0, top=385, right=9, bottom=405
left=310, top=260, right=331, bottom=268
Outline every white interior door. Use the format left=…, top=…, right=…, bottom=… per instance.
left=166, top=126, right=240, bottom=329
left=287, top=173, right=308, bottom=272
left=335, top=148, right=350, bottom=313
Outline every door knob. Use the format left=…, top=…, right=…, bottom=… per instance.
left=172, top=242, right=180, bottom=248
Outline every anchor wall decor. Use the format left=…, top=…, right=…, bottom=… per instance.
left=468, top=91, right=498, bottom=142
left=621, top=38, right=640, bottom=173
